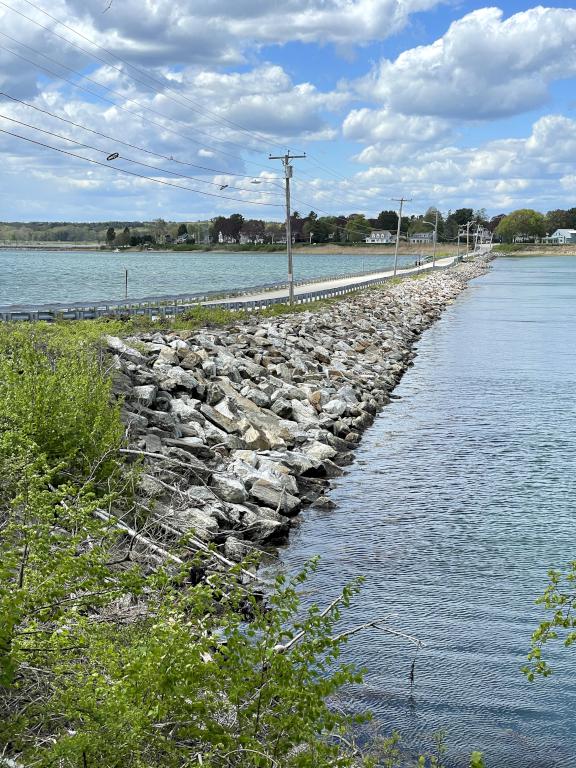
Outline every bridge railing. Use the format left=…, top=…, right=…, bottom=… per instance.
left=0, top=253, right=478, bottom=322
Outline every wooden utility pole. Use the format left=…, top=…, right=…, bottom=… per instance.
left=392, top=196, right=412, bottom=276
left=269, top=151, right=306, bottom=305
left=432, top=209, right=438, bottom=267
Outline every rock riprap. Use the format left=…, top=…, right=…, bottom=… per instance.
left=109, top=258, right=491, bottom=560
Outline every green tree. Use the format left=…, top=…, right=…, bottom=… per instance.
left=524, top=560, right=576, bottom=681
left=177, top=223, right=188, bottom=237
left=373, top=210, right=398, bottom=230
left=495, top=209, right=547, bottom=243
left=345, top=214, right=369, bottom=242
left=105, top=226, right=116, bottom=244
left=116, top=226, right=131, bottom=246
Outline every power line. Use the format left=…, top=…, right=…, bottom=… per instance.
left=0, top=38, right=276, bottom=174
left=0, top=112, right=284, bottom=200
left=1, top=90, right=283, bottom=182
left=0, top=127, right=283, bottom=206
left=0, top=41, right=356, bottom=207
left=0, top=0, right=375, bottom=192
left=4, top=0, right=289, bottom=153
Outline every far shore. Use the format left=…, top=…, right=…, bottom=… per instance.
left=1, top=243, right=460, bottom=256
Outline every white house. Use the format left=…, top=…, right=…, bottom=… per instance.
left=543, top=228, right=576, bottom=244
left=239, top=233, right=264, bottom=245
left=365, top=229, right=395, bottom=244
left=218, top=231, right=237, bottom=244
left=409, top=232, right=434, bottom=244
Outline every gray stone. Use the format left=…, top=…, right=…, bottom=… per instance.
left=249, top=479, right=300, bottom=516
left=241, top=510, right=290, bottom=544
left=171, top=398, right=201, bottom=422
left=168, top=507, right=219, bottom=539
left=144, top=433, right=163, bottom=453
left=121, top=409, right=149, bottom=432
left=224, top=536, right=254, bottom=561
left=245, top=388, right=271, bottom=408
left=304, top=441, right=338, bottom=461
left=104, top=335, right=147, bottom=365
left=200, top=403, right=241, bottom=434
left=242, top=425, right=272, bottom=451
left=323, top=398, right=348, bottom=418
left=210, top=474, right=248, bottom=504
left=312, top=495, right=336, bottom=510
left=154, top=346, right=179, bottom=366
left=271, top=398, right=292, bottom=418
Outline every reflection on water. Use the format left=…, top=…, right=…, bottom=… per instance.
left=0, top=249, right=415, bottom=305
left=282, top=257, right=576, bottom=767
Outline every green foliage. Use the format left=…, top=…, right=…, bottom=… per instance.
left=0, top=313, right=486, bottom=768
left=523, top=561, right=576, bottom=680
left=495, top=209, right=547, bottom=243
left=0, top=325, right=123, bottom=478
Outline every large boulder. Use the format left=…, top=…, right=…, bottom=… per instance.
left=249, top=479, right=300, bottom=516
left=210, top=474, right=248, bottom=504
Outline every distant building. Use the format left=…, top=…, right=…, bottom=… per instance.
left=239, top=233, right=265, bottom=245
left=218, top=231, right=237, bottom=244
left=543, top=228, right=576, bottom=244
left=175, top=233, right=189, bottom=244
left=365, top=229, right=395, bottom=244
left=409, top=232, right=434, bottom=244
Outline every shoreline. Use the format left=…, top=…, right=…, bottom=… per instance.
left=1, top=243, right=456, bottom=256
left=111, top=255, right=493, bottom=560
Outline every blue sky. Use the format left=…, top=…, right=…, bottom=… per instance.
left=1, top=0, right=576, bottom=222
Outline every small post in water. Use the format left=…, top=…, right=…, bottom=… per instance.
left=124, top=267, right=128, bottom=300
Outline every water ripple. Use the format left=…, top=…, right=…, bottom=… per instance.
left=283, top=256, right=576, bottom=767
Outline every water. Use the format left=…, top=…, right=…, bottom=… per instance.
left=0, top=249, right=415, bottom=306
left=282, top=256, right=576, bottom=767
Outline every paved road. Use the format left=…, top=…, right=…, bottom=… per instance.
left=207, top=254, right=458, bottom=307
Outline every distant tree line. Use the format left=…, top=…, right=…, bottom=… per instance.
left=3, top=206, right=576, bottom=247
left=492, top=207, right=576, bottom=243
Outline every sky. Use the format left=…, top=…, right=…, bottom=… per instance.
left=1, top=0, right=576, bottom=222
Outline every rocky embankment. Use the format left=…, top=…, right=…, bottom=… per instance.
left=108, top=257, right=491, bottom=563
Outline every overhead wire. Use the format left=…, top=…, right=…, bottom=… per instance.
left=0, top=32, right=278, bottom=168
left=0, top=2, right=406, bottom=225
left=0, top=91, right=281, bottom=194
left=4, top=0, right=290, bottom=153
left=0, top=112, right=284, bottom=199
left=0, top=0, right=355, bottom=189
left=0, top=127, right=283, bottom=206
left=0, top=91, right=283, bottom=183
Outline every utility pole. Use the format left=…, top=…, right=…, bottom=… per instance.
left=433, top=208, right=438, bottom=267
left=269, top=151, right=306, bottom=305
left=465, top=220, right=473, bottom=254
left=392, top=196, right=412, bottom=276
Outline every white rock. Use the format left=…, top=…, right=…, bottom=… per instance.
left=211, top=474, right=248, bottom=504
left=132, top=384, right=157, bottom=407
left=304, top=441, right=338, bottom=461
left=323, top=399, right=347, bottom=417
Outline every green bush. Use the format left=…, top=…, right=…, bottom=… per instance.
left=0, top=324, right=123, bottom=479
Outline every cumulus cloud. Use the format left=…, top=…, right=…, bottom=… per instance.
left=344, top=113, right=576, bottom=212
left=64, top=0, right=442, bottom=52
left=359, top=6, right=576, bottom=119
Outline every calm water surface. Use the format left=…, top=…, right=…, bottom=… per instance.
left=0, top=249, right=415, bottom=306
left=283, top=256, right=576, bottom=767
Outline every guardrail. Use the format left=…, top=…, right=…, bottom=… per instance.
left=0, top=254, right=473, bottom=322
